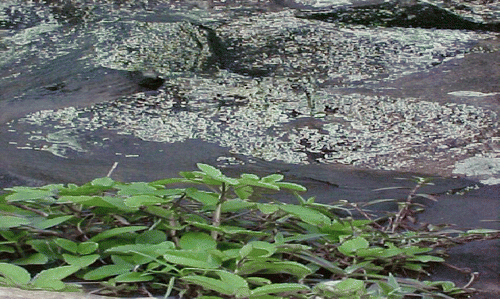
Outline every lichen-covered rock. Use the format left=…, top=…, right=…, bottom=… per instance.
left=1, top=0, right=499, bottom=181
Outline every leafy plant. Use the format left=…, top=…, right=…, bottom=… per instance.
left=0, top=164, right=498, bottom=298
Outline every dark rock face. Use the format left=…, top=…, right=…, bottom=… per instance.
left=296, top=1, right=500, bottom=31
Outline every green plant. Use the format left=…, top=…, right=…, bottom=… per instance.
left=0, top=164, right=498, bottom=298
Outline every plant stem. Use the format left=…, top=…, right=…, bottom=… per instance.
left=211, top=182, right=226, bottom=240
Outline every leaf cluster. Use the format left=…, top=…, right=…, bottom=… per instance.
left=0, top=164, right=497, bottom=298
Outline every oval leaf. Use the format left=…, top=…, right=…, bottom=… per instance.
left=338, top=237, right=370, bottom=256
left=83, top=264, right=134, bottom=280
left=0, top=263, right=31, bottom=285
left=179, top=232, right=216, bottom=251
left=89, top=226, right=148, bottom=242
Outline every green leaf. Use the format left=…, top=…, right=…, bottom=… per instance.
left=101, top=196, right=138, bottom=212
left=77, top=242, right=99, bottom=255
left=179, top=232, right=216, bottom=251
left=197, top=163, right=239, bottom=185
left=246, top=277, right=272, bottom=286
left=250, top=283, right=310, bottom=296
left=217, top=270, right=250, bottom=298
left=136, top=230, right=167, bottom=245
left=274, top=182, right=307, bottom=192
left=234, top=185, right=253, bottom=200
left=257, top=203, right=280, bottom=214
left=89, top=226, right=148, bottom=242
left=83, top=264, right=134, bottom=280
left=117, top=182, right=157, bottom=196
left=238, top=260, right=312, bottom=278
left=261, top=174, right=284, bottom=183
left=58, top=195, right=114, bottom=208
left=297, top=252, right=345, bottom=275
left=240, top=173, right=260, bottom=180
left=55, top=238, right=78, bottom=254
left=62, top=254, right=100, bottom=267
left=186, top=188, right=219, bottom=205
left=280, top=205, right=331, bottom=226
left=5, top=188, right=54, bottom=202
left=114, top=271, right=154, bottom=283
left=238, top=179, right=280, bottom=190
left=32, top=216, right=74, bottom=230
left=313, top=278, right=366, bottom=297
left=145, top=206, right=174, bottom=218
left=163, top=250, right=221, bottom=269
left=31, top=265, right=81, bottom=290
left=125, top=195, right=166, bottom=208
left=221, top=199, right=256, bottom=212
left=0, top=216, right=30, bottom=229
left=410, top=255, right=445, bottom=263
left=91, top=177, right=114, bottom=187
left=239, top=241, right=276, bottom=258
left=466, top=229, right=500, bottom=234
left=14, top=253, right=49, bottom=265
left=26, top=239, right=59, bottom=260
left=106, top=242, right=175, bottom=256
left=0, top=263, right=31, bottom=286
left=0, top=245, right=15, bottom=254
left=182, top=275, right=234, bottom=296
left=220, top=226, right=269, bottom=236
left=338, top=237, right=369, bottom=256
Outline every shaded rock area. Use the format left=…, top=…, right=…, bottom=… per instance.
left=296, top=0, right=500, bottom=31
left=0, top=0, right=499, bottom=297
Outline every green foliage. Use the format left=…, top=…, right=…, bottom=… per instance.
left=0, top=164, right=496, bottom=298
